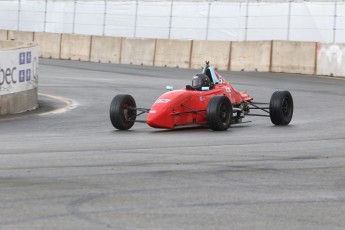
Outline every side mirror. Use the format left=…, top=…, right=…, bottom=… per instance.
left=166, top=86, right=174, bottom=91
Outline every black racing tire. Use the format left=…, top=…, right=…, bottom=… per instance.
left=110, top=94, right=137, bottom=130
left=269, top=91, right=293, bottom=126
left=207, top=96, right=232, bottom=131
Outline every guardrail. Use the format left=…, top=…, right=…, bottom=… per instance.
left=0, top=39, right=38, bottom=115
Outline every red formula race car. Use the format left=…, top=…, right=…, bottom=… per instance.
left=110, top=62, right=293, bottom=131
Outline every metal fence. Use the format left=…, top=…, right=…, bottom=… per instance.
left=0, top=0, right=345, bottom=43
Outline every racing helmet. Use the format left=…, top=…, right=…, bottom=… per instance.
left=192, top=74, right=211, bottom=88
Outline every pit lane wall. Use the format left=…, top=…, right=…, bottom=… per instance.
left=0, top=40, right=38, bottom=115
left=2, top=30, right=345, bottom=78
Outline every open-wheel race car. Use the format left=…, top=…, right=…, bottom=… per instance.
left=110, top=62, right=293, bottom=131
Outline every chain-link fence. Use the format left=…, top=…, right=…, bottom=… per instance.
left=0, top=0, right=344, bottom=43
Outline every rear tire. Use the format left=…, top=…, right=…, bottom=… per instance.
left=207, top=96, right=232, bottom=131
left=110, top=94, right=136, bottom=130
left=269, top=91, right=293, bottom=125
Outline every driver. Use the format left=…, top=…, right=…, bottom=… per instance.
left=192, top=74, right=211, bottom=88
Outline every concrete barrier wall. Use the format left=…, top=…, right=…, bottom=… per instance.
left=190, top=40, right=231, bottom=71
left=8, top=31, right=34, bottom=41
left=34, top=32, right=61, bottom=59
left=0, top=41, right=39, bottom=115
left=120, top=38, right=156, bottom=66
left=230, top=41, right=271, bottom=72
left=0, top=30, right=7, bottom=40
left=317, top=43, right=345, bottom=77
left=0, top=88, right=38, bottom=115
left=91, top=36, right=122, bottom=64
left=0, top=40, right=33, bottom=50
left=271, top=41, right=317, bottom=75
left=154, top=39, right=192, bottom=68
left=3, top=30, right=344, bottom=78
left=60, top=34, right=91, bottom=61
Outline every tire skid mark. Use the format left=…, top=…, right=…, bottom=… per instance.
left=67, top=193, right=112, bottom=228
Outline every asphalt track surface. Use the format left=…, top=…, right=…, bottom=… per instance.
left=1, top=59, right=345, bottom=230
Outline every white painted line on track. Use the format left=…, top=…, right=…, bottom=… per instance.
left=0, top=93, right=79, bottom=122
left=38, top=93, right=79, bottom=116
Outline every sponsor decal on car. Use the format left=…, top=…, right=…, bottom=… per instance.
left=155, top=98, right=170, bottom=104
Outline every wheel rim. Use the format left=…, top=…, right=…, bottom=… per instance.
left=219, top=103, right=229, bottom=124
left=282, top=98, right=291, bottom=117
left=122, top=102, right=136, bottom=122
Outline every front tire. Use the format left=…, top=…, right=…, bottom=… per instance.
left=207, top=96, right=232, bottom=131
left=269, top=91, right=293, bottom=125
left=110, top=94, right=136, bottom=130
